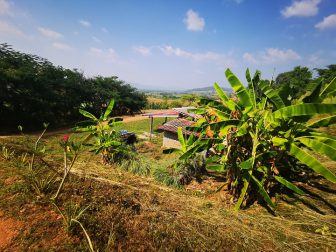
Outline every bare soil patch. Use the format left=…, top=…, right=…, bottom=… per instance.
left=0, top=211, right=22, bottom=250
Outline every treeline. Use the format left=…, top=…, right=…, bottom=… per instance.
left=0, top=44, right=147, bottom=131
left=274, top=65, right=336, bottom=101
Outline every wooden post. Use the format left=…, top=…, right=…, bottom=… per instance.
left=150, top=116, right=154, bottom=141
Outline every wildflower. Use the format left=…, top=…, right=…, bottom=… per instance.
left=63, top=135, right=70, bottom=141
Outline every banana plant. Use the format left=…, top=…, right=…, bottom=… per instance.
left=178, top=69, right=336, bottom=210
left=74, top=99, right=128, bottom=164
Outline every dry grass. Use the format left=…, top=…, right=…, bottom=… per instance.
left=0, top=126, right=335, bottom=251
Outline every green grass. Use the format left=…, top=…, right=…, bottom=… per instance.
left=114, top=117, right=171, bottom=134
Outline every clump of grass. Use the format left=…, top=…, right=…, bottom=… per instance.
left=119, top=156, right=151, bottom=176
left=153, top=166, right=183, bottom=188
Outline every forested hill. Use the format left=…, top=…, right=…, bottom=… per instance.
left=0, top=44, right=147, bottom=131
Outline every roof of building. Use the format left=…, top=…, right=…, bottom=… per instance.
left=157, top=118, right=197, bottom=135
left=142, top=107, right=202, bottom=120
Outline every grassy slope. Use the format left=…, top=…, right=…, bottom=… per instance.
left=0, top=121, right=335, bottom=251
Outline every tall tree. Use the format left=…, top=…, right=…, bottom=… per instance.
left=315, top=64, right=336, bottom=83
left=275, top=66, right=313, bottom=101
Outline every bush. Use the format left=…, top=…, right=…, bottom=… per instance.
left=177, top=68, right=336, bottom=210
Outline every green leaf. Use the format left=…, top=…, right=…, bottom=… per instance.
left=79, top=109, right=98, bottom=122
left=213, top=82, right=236, bottom=111
left=272, top=137, right=288, bottom=147
left=177, top=127, right=186, bottom=152
left=214, top=82, right=229, bottom=102
left=321, top=77, right=336, bottom=98
left=289, top=143, right=336, bottom=183
left=225, top=68, right=253, bottom=107
left=186, top=134, right=196, bottom=146
left=163, top=148, right=179, bottom=154
left=274, top=176, right=305, bottom=195
left=206, top=164, right=225, bottom=172
left=251, top=175, right=275, bottom=208
left=307, top=115, right=336, bottom=128
left=300, top=80, right=322, bottom=103
left=258, top=80, right=285, bottom=109
left=239, top=158, right=253, bottom=170
left=234, top=172, right=250, bottom=211
left=272, top=104, right=336, bottom=120
left=297, top=137, right=336, bottom=162
left=103, top=99, right=115, bottom=120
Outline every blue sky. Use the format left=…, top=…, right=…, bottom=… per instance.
left=1, top=0, right=335, bottom=90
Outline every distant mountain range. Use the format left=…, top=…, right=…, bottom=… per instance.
left=140, top=85, right=232, bottom=94
left=184, top=86, right=232, bottom=93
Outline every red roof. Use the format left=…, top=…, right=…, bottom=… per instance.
left=142, top=110, right=179, bottom=117
left=158, top=118, right=197, bottom=135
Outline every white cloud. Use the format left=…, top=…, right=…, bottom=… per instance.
left=92, top=36, right=101, bottom=43
left=160, top=45, right=234, bottom=65
left=133, top=46, right=151, bottom=56
left=38, top=27, right=63, bottom=39
left=89, top=47, right=117, bottom=61
left=281, top=0, right=320, bottom=18
left=0, top=20, right=25, bottom=37
left=101, top=27, right=109, bottom=33
left=183, top=9, right=205, bottom=31
left=263, top=48, right=301, bottom=63
left=244, top=48, right=301, bottom=64
left=0, top=0, right=10, bottom=15
left=315, top=14, right=336, bottom=30
left=243, top=53, right=258, bottom=64
left=52, top=42, right=72, bottom=50
left=79, top=19, right=91, bottom=27
left=308, top=50, right=325, bottom=66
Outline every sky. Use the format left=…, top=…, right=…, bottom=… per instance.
left=0, top=0, right=336, bottom=90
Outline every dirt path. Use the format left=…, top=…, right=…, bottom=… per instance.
left=0, top=211, right=22, bottom=250
left=0, top=114, right=149, bottom=138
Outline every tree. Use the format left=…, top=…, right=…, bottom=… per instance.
left=315, top=64, right=336, bottom=83
left=0, top=44, right=147, bottom=131
left=275, top=66, right=313, bottom=101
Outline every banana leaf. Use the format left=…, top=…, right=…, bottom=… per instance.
left=251, top=175, right=275, bottom=208
left=234, top=171, right=251, bottom=210
left=272, top=104, right=336, bottom=120
left=214, top=82, right=237, bottom=111
left=79, top=109, right=98, bottom=122
left=289, top=143, right=336, bottom=183
left=297, top=137, right=336, bottom=162
left=225, top=68, right=253, bottom=107
left=103, top=99, right=115, bottom=120
left=320, top=77, right=336, bottom=98
left=307, top=115, right=336, bottom=128
left=274, top=176, right=305, bottom=195
left=258, top=80, right=285, bottom=109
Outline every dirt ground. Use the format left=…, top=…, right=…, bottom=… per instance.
left=0, top=211, right=22, bottom=250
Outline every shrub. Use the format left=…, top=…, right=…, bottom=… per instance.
left=75, top=99, right=133, bottom=165
left=178, top=68, right=336, bottom=210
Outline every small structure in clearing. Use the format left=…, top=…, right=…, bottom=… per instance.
left=143, top=107, right=201, bottom=148
left=157, top=118, right=196, bottom=149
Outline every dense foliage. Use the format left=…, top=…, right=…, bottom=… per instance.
left=177, top=68, right=336, bottom=210
left=0, top=44, right=147, bottom=131
left=275, top=65, right=336, bottom=101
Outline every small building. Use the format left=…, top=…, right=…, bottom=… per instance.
left=143, top=107, right=201, bottom=148
left=157, top=118, right=196, bottom=149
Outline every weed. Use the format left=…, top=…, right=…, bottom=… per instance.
left=53, top=201, right=94, bottom=252
left=1, top=145, right=15, bottom=160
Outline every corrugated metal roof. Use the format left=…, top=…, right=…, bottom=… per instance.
left=158, top=118, right=197, bottom=135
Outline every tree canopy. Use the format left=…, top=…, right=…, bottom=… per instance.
left=0, top=44, right=147, bottom=131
